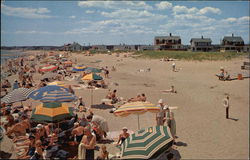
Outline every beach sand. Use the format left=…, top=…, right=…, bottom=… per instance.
left=1, top=51, right=249, bottom=159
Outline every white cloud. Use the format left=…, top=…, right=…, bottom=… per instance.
left=1, top=4, right=52, bottom=18
left=14, top=30, right=52, bottom=34
left=101, top=9, right=167, bottom=19
left=69, top=15, right=76, bottom=19
left=223, top=17, right=237, bottom=23
left=173, top=5, right=198, bottom=14
left=85, top=10, right=95, bottom=14
left=238, top=16, right=250, bottom=23
left=199, top=7, right=221, bottom=15
left=78, top=1, right=152, bottom=10
left=155, top=2, right=172, bottom=10
left=173, top=5, right=221, bottom=15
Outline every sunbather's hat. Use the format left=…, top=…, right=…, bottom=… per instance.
left=163, top=106, right=169, bottom=110
left=74, top=122, right=79, bottom=126
left=122, top=127, right=128, bottom=130
left=79, top=96, right=82, bottom=99
left=158, top=99, right=163, bottom=104
left=36, top=124, right=43, bottom=129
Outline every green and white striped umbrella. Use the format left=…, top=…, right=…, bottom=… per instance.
left=121, top=126, right=173, bottom=159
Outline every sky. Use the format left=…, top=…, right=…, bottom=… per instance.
left=1, top=1, right=249, bottom=46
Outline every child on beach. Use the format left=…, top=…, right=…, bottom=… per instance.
left=97, top=145, right=109, bottom=160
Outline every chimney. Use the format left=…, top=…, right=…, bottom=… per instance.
left=232, top=33, right=234, bottom=37
left=201, top=35, right=203, bottom=39
left=170, top=33, right=172, bottom=37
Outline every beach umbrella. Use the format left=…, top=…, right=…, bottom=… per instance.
left=39, top=65, right=58, bottom=72
left=40, top=89, right=76, bottom=102
left=121, top=126, right=173, bottom=159
left=72, top=65, right=87, bottom=72
left=1, top=88, right=34, bottom=104
left=41, top=72, right=59, bottom=80
left=114, top=101, right=159, bottom=129
left=28, top=55, right=35, bottom=61
left=82, top=73, right=103, bottom=81
left=47, top=81, right=66, bottom=87
left=31, top=102, right=74, bottom=123
left=83, top=67, right=102, bottom=73
left=63, top=61, right=73, bottom=67
left=29, top=85, right=76, bottom=102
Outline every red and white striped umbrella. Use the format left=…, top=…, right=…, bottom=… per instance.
left=39, top=65, right=58, bottom=72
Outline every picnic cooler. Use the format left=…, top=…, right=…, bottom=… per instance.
left=237, top=74, right=243, bottom=80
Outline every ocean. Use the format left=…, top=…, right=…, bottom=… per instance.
left=1, top=50, right=24, bottom=64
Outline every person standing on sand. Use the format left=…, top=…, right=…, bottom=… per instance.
left=223, top=95, right=230, bottom=119
left=172, top=62, right=176, bottom=72
left=166, top=108, right=177, bottom=140
left=78, top=127, right=96, bottom=160
left=156, top=99, right=168, bottom=126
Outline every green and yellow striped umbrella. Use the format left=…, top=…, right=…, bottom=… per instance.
left=31, top=102, right=74, bottom=123
left=121, top=126, right=173, bottom=159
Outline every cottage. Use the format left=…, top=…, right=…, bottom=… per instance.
left=63, top=42, right=82, bottom=52
left=154, top=33, right=183, bottom=50
left=220, top=34, right=244, bottom=52
left=190, top=36, right=212, bottom=52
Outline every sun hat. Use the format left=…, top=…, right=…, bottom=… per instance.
left=158, top=99, right=163, bottom=104
left=122, top=127, right=128, bottom=130
left=36, top=124, right=43, bottom=129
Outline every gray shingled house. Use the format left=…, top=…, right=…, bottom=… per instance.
left=154, top=33, right=183, bottom=50
left=190, top=36, right=212, bottom=52
left=220, top=34, right=244, bottom=52
left=63, top=42, right=82, bottom=51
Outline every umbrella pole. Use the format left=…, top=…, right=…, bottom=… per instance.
left=137, top=114, right=140, bottom=130
left=91, top=89, right=93, bottom=106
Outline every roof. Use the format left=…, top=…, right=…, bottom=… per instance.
left=223, top=36, right=244, bottom=42
left=190, top=38, right=212, bottom=43
left=155, top=36, right=180, bottom=40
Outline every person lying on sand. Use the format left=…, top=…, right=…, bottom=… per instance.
left=128, top=93, right=147, bottom=102
left=140, top=93, right=147, bottom=102
left=6, top=119, right=29, bottom=138
left=128, top=94, right=141, bottom=102
left=161, top=86, right=177, bottom=93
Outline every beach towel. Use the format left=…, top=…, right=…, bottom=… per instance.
left=78, top=143, right=86, bottom=159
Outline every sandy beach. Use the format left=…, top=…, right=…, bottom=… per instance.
left=1, top=50, right=249, bottom=159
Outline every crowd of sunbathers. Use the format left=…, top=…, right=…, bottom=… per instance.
left=1, top=99, right=128, bottom=159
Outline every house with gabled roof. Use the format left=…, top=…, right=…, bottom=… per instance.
left=154, top=33, right=184, bottom=50
left=220, top=34, right=244, bottom=52
left=190, top=36, right=212, bottom=52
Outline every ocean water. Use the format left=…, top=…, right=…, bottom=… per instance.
left=1, top=50, right=24, bottom=64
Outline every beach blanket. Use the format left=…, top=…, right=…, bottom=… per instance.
left=169, top=106, right=178, bottom=110
left=78, top=143, right=86, bottom=159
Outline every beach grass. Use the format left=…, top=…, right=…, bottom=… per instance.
left=133, top=50, right=249, bottom=61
